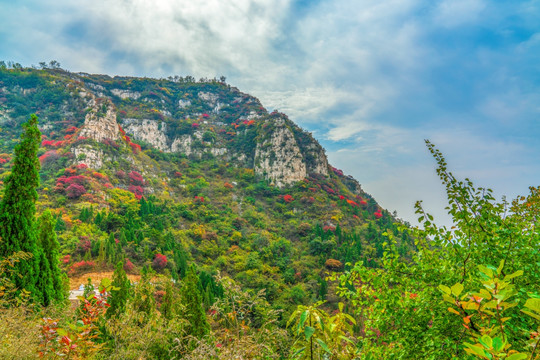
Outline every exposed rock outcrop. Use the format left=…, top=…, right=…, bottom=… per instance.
left=254, top=118, right=307, bottom=187
left=122, top=119, right=169, bottom=151
left=79, top=100, right=120, bottom=142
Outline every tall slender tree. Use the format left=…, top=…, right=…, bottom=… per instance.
left=107, top=260, right=130, bottom=318
left=180, top=267, right=209, bottom=338
left=0, top=114, right=41, bottom=300
left=37, top=210, right=64, bottom=303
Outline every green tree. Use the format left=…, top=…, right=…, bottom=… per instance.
left=0, top=114, right=42, bottom=301
left=107, top=261, right=130, bottom=318
left=330, top=141, right=540, bottom=359
left=37, top=210, right=64, bottom=304
left=180, top=267, right=209, bottom=338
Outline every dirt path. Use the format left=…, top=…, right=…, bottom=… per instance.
left=69, top=271, right=141, bottom=290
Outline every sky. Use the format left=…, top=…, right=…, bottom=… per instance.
left=1, top=0, right=539, bottom=226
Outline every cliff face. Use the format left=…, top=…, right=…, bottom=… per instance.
left=0, top=69, right=332, bottom=188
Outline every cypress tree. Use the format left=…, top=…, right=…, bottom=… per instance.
left=37, top=210, right=64, bottom=304
left=107, top=260, right=130, bottom=318
left=180, top=267, right=209, bottom=338
left=0, top=114, right=41, bottom=300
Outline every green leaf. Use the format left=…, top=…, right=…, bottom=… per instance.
left=299, top=311, right=308, bottom=331
left=479, top=335, right=492, bottom=349
left=439, top=285, right=451, bottom=295
left=463, top=343, right=487, bottom=358
left=496, top=260, right=505, bottom=275
left=524, top=298, right=540, bottom=313
left=56, top=328, right=67, bottom=336
left=503, top=270, right=523, bottom=281
left=304, top=326, right=315, bottom=341
left=492, top=337, right=504, bottom=352
left=521, top=310, right=540, bottom=321
left=315, top=338, right=332, bottom=354
left=505, top=354, right=528, bottom=360
left=451, top=283, right=464, bottom=297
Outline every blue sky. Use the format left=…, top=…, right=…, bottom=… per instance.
left=1, top=0, right=539, bottom=225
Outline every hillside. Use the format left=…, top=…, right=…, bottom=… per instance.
left=0, top=66, right=414, bottom=310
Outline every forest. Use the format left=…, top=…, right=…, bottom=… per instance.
left=0, top=66, right=539, bottom=359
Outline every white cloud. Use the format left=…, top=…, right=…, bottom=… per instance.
left=433, top=0, right=486, bottom=28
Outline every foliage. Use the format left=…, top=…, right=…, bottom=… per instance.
left=0, top=114, right=42, bottom=301
left=329, top=141, right=540, bottom=359
left=181, top=267, right=210, bottom=338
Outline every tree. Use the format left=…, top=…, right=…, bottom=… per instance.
left=36, top=210, right=65, bottom=304
left=180, top=267, right=209, bottom=338
left=0, top=114, right=42, bottom=300
left=107, top=261, right=130, bottom=318
left=329, top=141, right=540, bottom=359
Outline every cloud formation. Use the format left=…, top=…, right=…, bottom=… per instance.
left=1, top=0, right=540, bottom=225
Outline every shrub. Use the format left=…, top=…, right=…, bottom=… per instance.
left=152, top=253, right=168, bottom=271
left=66, top=183, right=86, bottom=199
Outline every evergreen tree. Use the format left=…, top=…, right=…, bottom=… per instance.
left=35, top=251, right=53, bottom=306
left=131, top=265, right=155, bottom=324
left=0, top=114, right=42, bottom=300
left=180, top=267, right=209, bottom=338
left=105, top=233, right=116, bottom=264
left=37, top=210, right=64, bottom=304
left=160, top=280, right=175, bottom=320
left=107, top=261, right=130, bottom=318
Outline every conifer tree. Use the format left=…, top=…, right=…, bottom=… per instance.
left=37, top=210, right=64, bottom=304
left=160, top=280, right=175, bottom=320
left=107, top=260, right=130, bottom=318
left=132, top=265, right=155, bottom=324
left=0, top=114, right=42, bottom=300
left=180, top=267, right=209, bottom=338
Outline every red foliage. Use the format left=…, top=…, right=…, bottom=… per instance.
left=65, top=175, right=88, bottom=185
left=129, top=171, right=144, bottom=185
left=174, top=171, right=182, bottom=178
left=283, top=194, right=294, bottom=203
left=346, top=199, right=359, bottom=207
left=223, top=182, right=234, bottom=189
left=78, top=237, right=92, bottom=253
left=69, top=260, right=95, bottom=275
left=118, top=126, right=126, bottom=136
left=332, top=167, right=344, bottom=176
left=194, top=195, right=205, bottom=203
left=102, top=138, right=120, bottom=149
left=325, top=258, right=343, bottom=271
left=39, top=150, right=60, bottom=165
left=308, top=187, right=317, bottom=192
left=192, top=123, right=200, bottom=128
left=124, top=135, right=131, bottom=143
left=77, top=163, right=88, bottom=170
left=66, top=183, right=87, bottom=199
left=124, top=259, right=135, bottom=273
left=62, top=255, right=71, bottom=264
left=92, top=172, right=107, bottom=180
left=128, top=185, right=144, bottom=199
left=202, top=113, right=209, bottom=118
left=339, top=195, right=345, bottom=200
left=323, top=225, right=336, bottom=232
left=64, top=134, right=73, bottom=141
left=152, top=253, right=168, bottom=271
left=374, top=210, right=383, bottom=219
left=65, top=126, right=78, bottom=133
left=129, top=142, right=141, bottom=154
left=116, top=170, right=126, bottom=179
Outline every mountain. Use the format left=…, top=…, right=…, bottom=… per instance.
left=0, top=65, right=413, bottom=315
